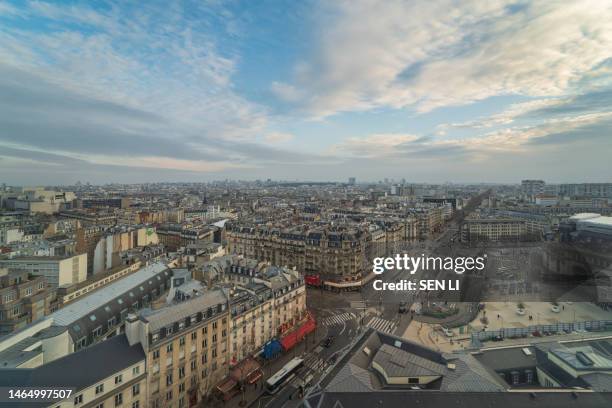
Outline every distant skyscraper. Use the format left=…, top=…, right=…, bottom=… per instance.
left=521, top=180, right=545, bottom=198
left=348, top=177, right=356, bottom=185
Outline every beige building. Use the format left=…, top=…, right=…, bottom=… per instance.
left=125, top=288, right=230, bottom=408
left=0, top=269, right=54, bottom=334
left=0, top=253, right=87, bottom=288
left=227, top=224, right=368, bottom=282
left=461, top=218, right=528, bottom=242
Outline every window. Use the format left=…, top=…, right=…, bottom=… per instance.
left=95, top=403, right=104, bottom=408
left=132, top=383, right=140, bottom=396
left=179, top=336, right=185, bottom=346
left=115, top=374, right=123, bottom=385
left=179, top=366, right=185, bottom=379
left=166, top=373, right=173, bottom=386
left=191, top=332, right=197, bottom=340
left=114, top=393, right=123, bottom=407
left=132, top=402, right=139, bottom=408
left=133, top=366, right=140, bottom=376
left=95, top=383, right=104, bottom=394
left=166, top=344, right=173, bottom=353
left=190, top=360, right=196, bottom=370
left=74, top=394, right=83, bottom=405
left=153, top=349, right=160, bottom=359
left=179, top=383, right=185, bottom=393
left=166, top=391, right=173, bottom=401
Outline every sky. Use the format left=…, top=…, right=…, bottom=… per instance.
left=0, top=0, right=611, bottom=185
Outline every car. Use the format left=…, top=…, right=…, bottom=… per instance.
left=323, top=336, right=335, bottom=348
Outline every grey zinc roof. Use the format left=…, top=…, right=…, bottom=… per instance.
left=372, top=343, right=446, bottom=378
left=49, top=262, right=168, bottom=326
left=326, top=363, right=374, bottom=393
left=0, top=334, right=144, bottom=407
left=441, top=354, right=506, bottom=392
left=580, top=372, right=612, bottom=392
left=143, top=288, right=228, bottom=331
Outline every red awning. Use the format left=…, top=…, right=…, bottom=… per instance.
left=280, top=315, right=316, bottom=351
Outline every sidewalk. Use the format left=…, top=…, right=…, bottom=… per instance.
left=206, top=330, right=327, bottom=408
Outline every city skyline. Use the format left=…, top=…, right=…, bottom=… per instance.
left=1, top=0, right=612, bottom=184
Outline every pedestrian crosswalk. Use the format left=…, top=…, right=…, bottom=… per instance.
left=303, top=354, right=329, bottom=372
left=321, top=312, right=355, bottom=327
left=366, top=316, right=398, bottom=335
left=350, top=300, right=367, bottom=309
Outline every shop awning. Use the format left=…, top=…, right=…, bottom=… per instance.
left=280, top=314, right=316, bottom=351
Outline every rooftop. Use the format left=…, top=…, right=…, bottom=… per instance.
left=142, top=287, right=227, bottom=332
left=49, top=262, right=168, bottom=326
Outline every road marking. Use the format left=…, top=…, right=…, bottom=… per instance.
left=321, top=312, right=355, bottom=327
left=366, top=316, right=398, bottom=335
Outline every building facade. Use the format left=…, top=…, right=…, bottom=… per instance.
left=0, top=269, right=53, bottom=334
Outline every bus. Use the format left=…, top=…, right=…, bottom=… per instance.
left=265, top=357, right=304, bottom=394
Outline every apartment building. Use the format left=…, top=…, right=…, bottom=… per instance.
left=200, top=255, right=307, bottom=361
left=78, top=196, right=131, bottom=209
left=0, top=269, right=53, bottom=334
left=91, top=226, right=159, bottom=274
left=156, top=224, right=215, bottom=251
left=76, top=225, right=105, bottom=275
left=0, top=253, right=87, bottom=288
left=461, top=218, right=528, bottom=242
left=0, top=226, right=24, bottom=245
left=125, top=288, right=230, bottom=408
left=226, top=224, right=368, bottom=282
left=558, top=183, right=612, bottom=198
left=413, top=206, right=444, bottom=239
left=0, top=333, right=146, bottom=408
left=521, top=179, right=546, bottom=199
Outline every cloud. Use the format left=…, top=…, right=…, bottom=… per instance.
left=0, top=2, right=341, bottom=181
left=264, top=132, right=294, bottom=143
left=331, top=134, right=419, bottom=158
left=447, top=98, right=569, bottom=129
left=276, top=0, right=612, bottom=117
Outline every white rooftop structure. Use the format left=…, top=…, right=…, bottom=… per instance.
left=575, top=214, right=612, bottom=237
left=569, top=213, right=602, bottom=221
left=49, top=262, right=168, bottom=326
